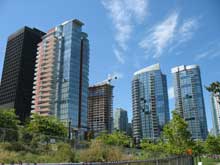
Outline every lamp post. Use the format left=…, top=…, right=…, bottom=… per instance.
left=68, top=118, right=72, bottom=140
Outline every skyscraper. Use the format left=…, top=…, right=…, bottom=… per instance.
left=32, top=19, right=89, bottom=133
left=211, top=93, right=220, bottom=136
left=0, top=27, right=45, bottom=122
left=114, top=108, right=128, bottom=133
left=127, top=122, right=133, bottom=137
left=171, top=65, right=208, bottom=140
left=132, top=64, right=169, bottom=141
left=88, top=83, right=113, bottom=135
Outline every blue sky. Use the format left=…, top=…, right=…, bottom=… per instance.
left=0, top=0, right=220, bottom=130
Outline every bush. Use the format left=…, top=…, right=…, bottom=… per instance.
left=53, top=143, right=76, bottom=162
left=0, top=150, right=19, bottom=163
left=79, top=139, right=124, bottom=162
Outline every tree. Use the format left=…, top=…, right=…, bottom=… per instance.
left=206, top=81, right=220, bottom=94
left=27, top=114, right=67, bottom=137
left=192, top=140, right=205, bottom=162
left=140, top=139, right=167, bottom=158
left=163, top=110, right=193, bottom=155
left=205, top=135, right=220, bottom=154
left=206, top=82, right=220, bottom=108
left=0, top=109, right=20, bottom=141
left=97, top=131, right=131, bottom=147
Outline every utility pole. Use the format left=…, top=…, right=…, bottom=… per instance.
left=68, top=118, right=72, bottom=140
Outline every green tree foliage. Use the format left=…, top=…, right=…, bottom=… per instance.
left=206, top=81, right=220, bottom=107
left=140, top=139, right=167, bottom=158
left=27, top=114, right=67, bottom=137
left=192, top=140, right=205, bottom=156
left=97, top=131, right=131, bottom=147
left=206, top=81, right=220, bottom=94
left=18, top=114, right=68, bottom=153
left=205, top=135, right=220, bottom=154
left=0, top=109, right=20, bottom=141
left=163, top=110, right=193, bottom=155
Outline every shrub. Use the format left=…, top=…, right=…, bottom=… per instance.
left=79, top=139, right=124, bottom=162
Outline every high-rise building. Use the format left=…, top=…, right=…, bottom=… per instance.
left=88, top=83, right=113, bottom=135
left=114, top=108, right=128, bottom=133
left=127, top=122, right=132, bottom=137
left=0, top=27, right=45, bottom=122
left=211, top=93, right=220, bottom=136
left=132, top=64, right=169, bottom=141
left=32, top=19, right=89, bottom=132
left=171, top=65, right=208, bottom=140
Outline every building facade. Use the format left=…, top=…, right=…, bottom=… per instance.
left=171, top=65, right=208, bottom=140
left=32, top=19, right=89, bottom=132
left=88, top=83, right=113, bottom=135
left=211, top=93, right=220, bottom=136
left=114, top=108, right=128, bottom=133
left=0, top=27, right=45, bottom=122
left=132, top=64, right=170, bottom=141
left=127, top=122, right=132, bottom=137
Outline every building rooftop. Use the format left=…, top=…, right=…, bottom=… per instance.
left=171, top=65, right=199, bottom=73
left=61, top=19, right=84, bottom=26
left=134, top=63, right=160, bottom=76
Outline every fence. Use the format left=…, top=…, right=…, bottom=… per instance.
left=0, top=127, right=68, bottom=143
left=5, top=156, right=192, bottom=165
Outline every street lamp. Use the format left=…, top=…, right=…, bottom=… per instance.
left=68, top=118, right=72, bottom=140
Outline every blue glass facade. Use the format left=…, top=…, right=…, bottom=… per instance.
left=211, top=93, right=220, bottom=136
left=52, top=20, right=89, bottom=130
left=172, top=65, right=208, bottom=140
left=114, top=108, right=128, bottom=133
left=132, top=64, right=169, bottom=140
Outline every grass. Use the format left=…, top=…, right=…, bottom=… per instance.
left=194, top=157, right=220, bottom=165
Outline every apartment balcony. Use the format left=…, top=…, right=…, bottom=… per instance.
left=42, top=53, right=55, bottom=60
left=40, top=92, right=51, bottom=97
left=41, top=63, right=54, bottom=69
left=37, top=102, right=50, bottom=108
left=40, top=72, right=53, bottom=79
left=39, top=87, right=52, bottom=93
left=39, top=112, right=50, bottom=116
left=39, top=82, right=51, bottom=87
left=41, top=67, right=53, bottom=74
left=38, top=97, right=50, bottom=103
left=33, top=80, right=38, bottom=85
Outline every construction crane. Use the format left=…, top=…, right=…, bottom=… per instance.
left=94, top=74, right=118, bottom=86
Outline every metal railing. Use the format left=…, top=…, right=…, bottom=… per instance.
left=14, top=156, right=193, bottom=165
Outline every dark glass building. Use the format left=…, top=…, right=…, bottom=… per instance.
left=0, top=27, right=45, bottom=122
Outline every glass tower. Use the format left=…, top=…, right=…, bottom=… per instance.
left=132, top=64, right=169, bottom=141
left=171, top=65, right=208, bottom=140
left=211, top=93, right=220, bottom=136
left=32, top=19, right=89, bottom=132
left=114, top=108, right=128, bottom=133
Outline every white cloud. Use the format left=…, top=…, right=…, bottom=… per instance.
left=178, top=18, right=198, bottom=43
left=168, top=87, right=175, bottom=100
left=139, top=11, right=198, bottom=59
left=102, top=0, right=148, bottom=63
left=139, top=11, right=178, bottom=58
left=195, top=42, right=220, bottom=60
left=114, top=48, right=125, bottom=64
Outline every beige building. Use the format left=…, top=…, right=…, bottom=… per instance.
left=88, top=83, right=113, bottom=135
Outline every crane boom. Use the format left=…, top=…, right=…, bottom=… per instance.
left=94, top=74, right=118, bottom=86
